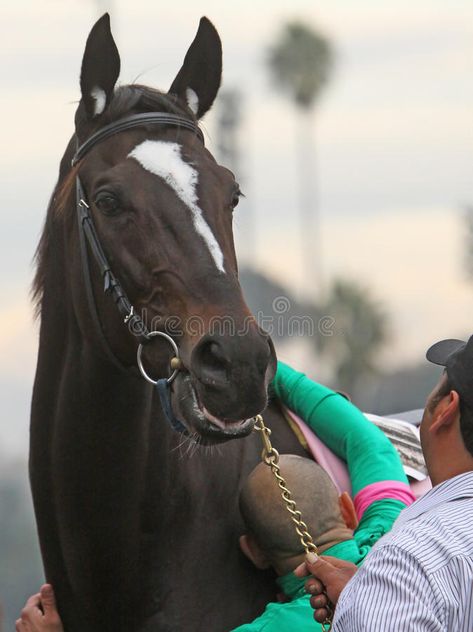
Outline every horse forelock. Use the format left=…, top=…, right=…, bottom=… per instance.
left=32, top=85, right=199, bottom=319
left=76, top=84, right=196, bottom=132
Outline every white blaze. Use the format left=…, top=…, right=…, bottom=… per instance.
left=128, top=140, right=225, bottom=273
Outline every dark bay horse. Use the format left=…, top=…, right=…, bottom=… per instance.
left=30, top=14, right=307, bottom=631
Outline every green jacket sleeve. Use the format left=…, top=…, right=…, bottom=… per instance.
left=272, top=361, right=408, bottom=495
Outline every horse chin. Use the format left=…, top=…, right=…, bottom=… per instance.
left=170, top=373, right=256, bottom=444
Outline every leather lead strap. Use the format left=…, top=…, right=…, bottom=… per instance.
left=156, top=379, right=189, bottom=436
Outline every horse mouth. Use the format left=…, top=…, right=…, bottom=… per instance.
left=169, top=373, right=256, bottom=443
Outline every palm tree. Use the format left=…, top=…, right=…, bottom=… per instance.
left=316, top=278, right=390, bottom=396
left=267, top=22, right=334, bottom=296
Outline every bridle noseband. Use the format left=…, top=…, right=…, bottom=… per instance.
left=72, top=112, right=203, bottom=434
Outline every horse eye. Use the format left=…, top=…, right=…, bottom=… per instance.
left=231, top=187, right=244, bottom=210
left=95, top=194, right=121, bottom=216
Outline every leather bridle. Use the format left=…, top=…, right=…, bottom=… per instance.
left=72, top=112, right=204, bottom=376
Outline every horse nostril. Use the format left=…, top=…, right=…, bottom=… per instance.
left=193, top=339, right=230, bottom=387
left=209, top=341, right=228, bottom=363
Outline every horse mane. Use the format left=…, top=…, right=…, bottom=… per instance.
left=31, top=85, right=196, bottom=319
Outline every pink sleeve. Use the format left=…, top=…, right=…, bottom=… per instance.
left=354, top=481, right=416, bottom=520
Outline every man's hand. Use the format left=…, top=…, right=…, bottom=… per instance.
left=294, top=553, right=358, bottom=624
left=16, top=584, right=64, bottom=632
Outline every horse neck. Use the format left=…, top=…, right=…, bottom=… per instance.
left=31, top=279, right=162, bottom=630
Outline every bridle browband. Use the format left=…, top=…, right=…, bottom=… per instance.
left=72, top=111, right=204, bottom=376
left=72, top=112, right=204, bottom=166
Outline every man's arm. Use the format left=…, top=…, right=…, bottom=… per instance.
left=273, top=361, right=417, bottom=548
left=272, top=362, right=408, bottom=495
left=298, top=547, right=443, bottom=631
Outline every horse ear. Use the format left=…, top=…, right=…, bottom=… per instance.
left=169, top=17, right=222, bottom=119
left=80, top=13, right=120, bottom=120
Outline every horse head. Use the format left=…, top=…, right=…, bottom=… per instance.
left=68, top=14, right=275, bottom=443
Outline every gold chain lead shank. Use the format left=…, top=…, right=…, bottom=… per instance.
left=254, top=414, right=333, bottom=632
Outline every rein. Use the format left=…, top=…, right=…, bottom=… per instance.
left=72, top=111, right=203, bottom=429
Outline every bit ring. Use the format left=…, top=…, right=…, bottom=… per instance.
left=137, top=331, right=180, bottom=385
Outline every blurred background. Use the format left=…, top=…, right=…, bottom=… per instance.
left=1, top=0, right=472, bottom=627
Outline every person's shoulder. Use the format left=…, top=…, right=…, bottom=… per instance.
left=374, top=497, right=473, bottom=568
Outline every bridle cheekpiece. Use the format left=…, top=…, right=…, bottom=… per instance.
left=72, top=112, right=203, bottom=430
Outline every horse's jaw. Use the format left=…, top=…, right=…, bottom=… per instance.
left=170, top=373, right=256, bottom=443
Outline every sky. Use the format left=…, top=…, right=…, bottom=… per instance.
left=0, top=0, right=472, bottom=457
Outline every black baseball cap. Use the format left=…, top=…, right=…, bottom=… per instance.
left=426, top=336, right=473, bottom=409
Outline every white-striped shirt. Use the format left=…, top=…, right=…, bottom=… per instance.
left=333, top=471, right=473, bottom=631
